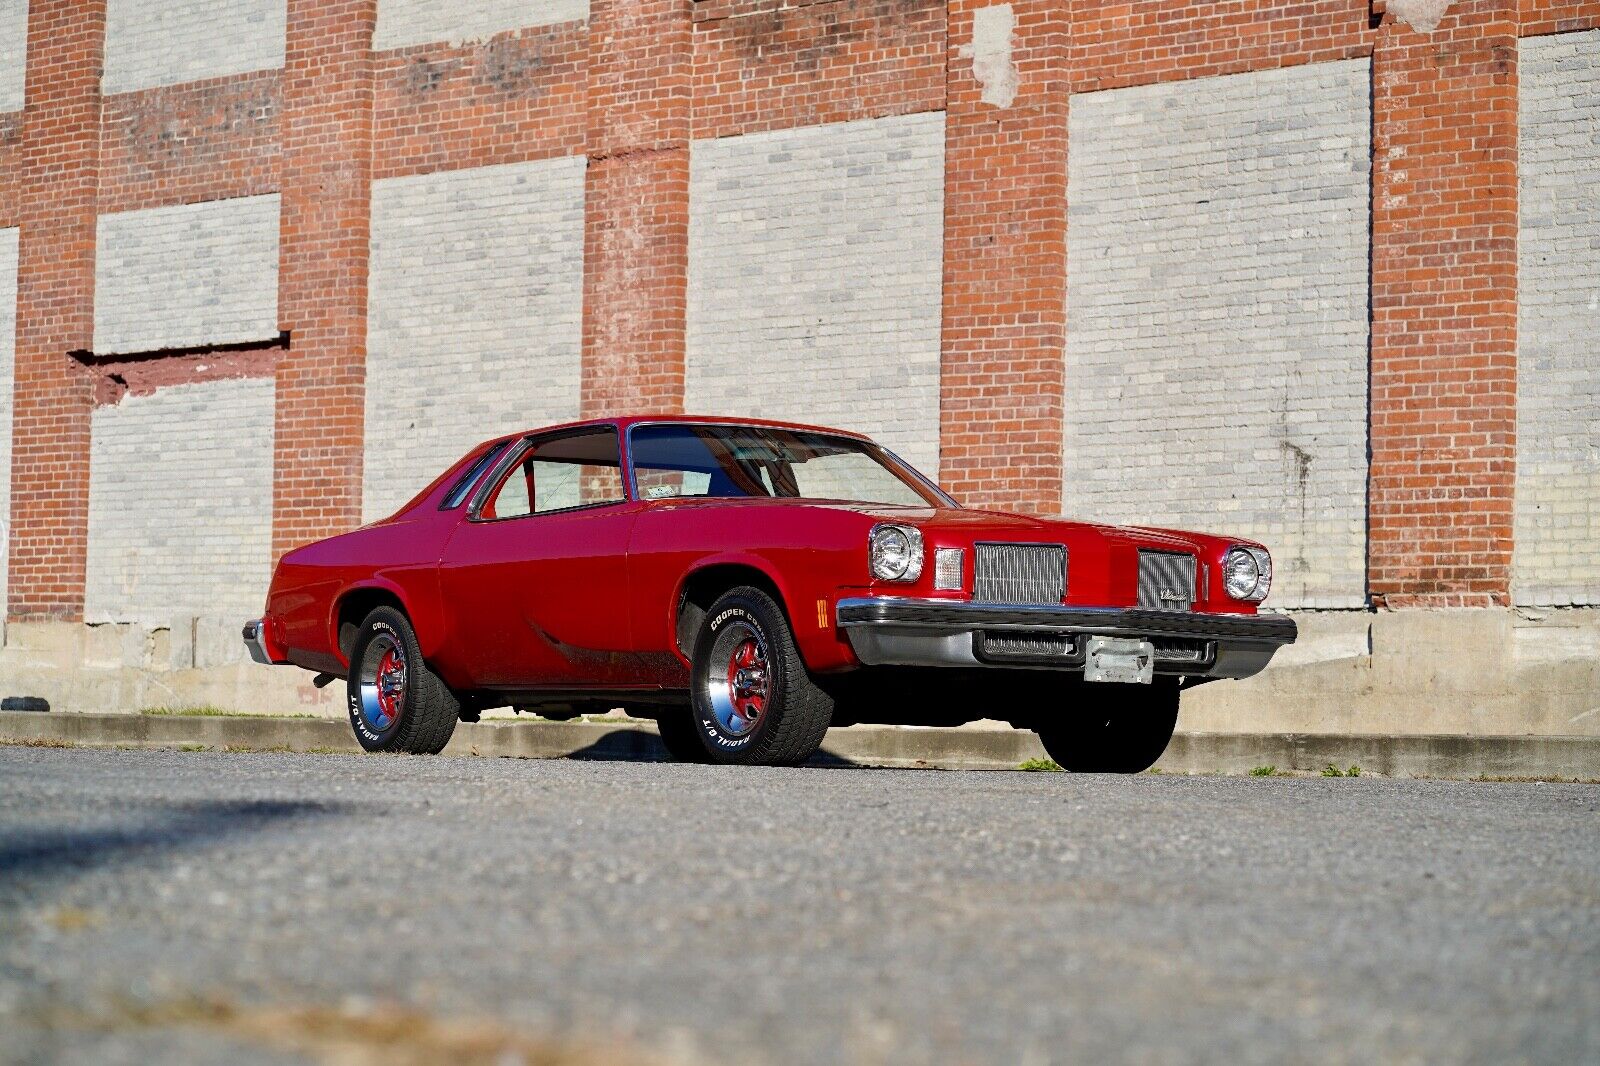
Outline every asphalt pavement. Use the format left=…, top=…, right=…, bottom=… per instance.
left=1, top=747, right=1597, bottom=1065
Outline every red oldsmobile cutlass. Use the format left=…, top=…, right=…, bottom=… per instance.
left=245, top=416, right=1295, bottom=771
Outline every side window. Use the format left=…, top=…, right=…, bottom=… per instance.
left=441, top=441, right=509, bottom=510
left=477, top=427, right=627, bottom=520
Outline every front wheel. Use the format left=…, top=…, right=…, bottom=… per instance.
left=1033, top=680, right=1180, bottom=773
left=668, top=586, right=833, bottom=766
left=346, top=607, right=460, bottom=754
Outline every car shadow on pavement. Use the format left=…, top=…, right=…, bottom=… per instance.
left=0, top=799, right=347, bottom=885
left=564, top=731, right=865, bottom=768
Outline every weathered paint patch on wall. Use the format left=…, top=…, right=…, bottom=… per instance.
left=86, top=378, right=275, bottom=625
left=364, top=156, right=586, bottom=519
left=1065, top=60, right=1372, bottom=609
left=0, top=227, right=16, bottom=616
left=1386, top=0, right=1454, bottom=33
left=686, top=112, right=946, bottom=477
left=374, top=0, right=589, bottom=51
left=959, top=4, right=1018, bottom=108
left=93, top=194, right=281, bottom=355
left=102, top=0, right=287, bottom=94
left=1514, top=29, right=1600, bottom=607
left=0, top=0, right=25, bottom=112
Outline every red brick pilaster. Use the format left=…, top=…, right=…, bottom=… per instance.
left=579, top=0, right=693, bottom=417
left=939, top=1, right=1068, bottom=513
left=1369, top=0, right=1519, bottom=608
left=272, top=0, right=377, bottom=558
left=6, top=0, right=105, bottom=621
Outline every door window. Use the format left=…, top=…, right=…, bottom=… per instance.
left=477, top=427, right=627, bottom=520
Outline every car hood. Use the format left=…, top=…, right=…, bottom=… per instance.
left=667, top=497, right=1245, bottom=554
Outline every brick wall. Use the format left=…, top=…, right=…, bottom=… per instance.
left=363, top=156, right=586, bottom=518
left=373, top=0, right=588, bottom=50
left=102, top=0, right=286, bottom=93
left=2, top=0, right=1599, bottom=632
left=1514, top=28, right=1600, bottom=606
left=1368, top=1, right=1520, bottom=608
left=93, top=195, right=281, bottom=354
left=86, top=378, right=275, bottom=623
left=0, top=0, right=24, bottom=111
left=686, top=112, right=946, bottom=475
left=0, top=226, right=15, bottom=615
left=1065, top=60, right=1372, bottom=609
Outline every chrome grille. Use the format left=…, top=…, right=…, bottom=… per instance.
left=1137, top=551, right=1197, bottom=613
left=973, top=543, right=1067, bottom=605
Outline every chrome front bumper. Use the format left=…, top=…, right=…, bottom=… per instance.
left=835, top=597, right=1297, bottom=680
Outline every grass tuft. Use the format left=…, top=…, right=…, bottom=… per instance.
left=1321, top=764, right=1362, bottom=778
left=1017, top=758, right=1062, bottom=772
left=141, top=706, right=316, bottom=719
left=1250, top=765, right=1281, bottom=777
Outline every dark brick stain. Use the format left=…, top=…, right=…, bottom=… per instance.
left=726, top=0, right=930, bottom=72
left=477, top=34, right=549, bottom=96
left=114, top=80, right=278, bottom=172
left=404, top=55, right=460, bottom=94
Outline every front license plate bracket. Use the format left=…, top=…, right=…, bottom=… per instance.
left=1083, top=635, right=1154, bottom=685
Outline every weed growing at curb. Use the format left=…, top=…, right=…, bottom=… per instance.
left=178, top=744, right=211, bottom=753
left=142, top=706, right=316, bottom=719
left=1322, top=764, right=1362, bottom=777
left=1250, top=765, right=1282, bottom=777
left=1018, top=758, right=1062, bottom=772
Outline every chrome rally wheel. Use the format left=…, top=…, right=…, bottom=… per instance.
left=358, top=632, right=408, bottom=732
left=705, top=624, right=770, bottom=738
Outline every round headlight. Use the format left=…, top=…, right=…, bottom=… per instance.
left=1248, top=547, right=1272, bottom=603
left=869, top=524, right=924, bottom=582
left=1222, top=547, right=1260, bottom=601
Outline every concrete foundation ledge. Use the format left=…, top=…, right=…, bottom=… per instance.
left=1, top=712, right=1596, bottom=781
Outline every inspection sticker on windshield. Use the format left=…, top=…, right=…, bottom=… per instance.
left=1084, top=636, right=1154, bottom=685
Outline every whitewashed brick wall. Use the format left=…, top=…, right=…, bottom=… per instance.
left=686, top=112, right=946, bottom=478
left=1515, top=30, right=1600, bottom=607
left=364, top=156, right=585, bottom=519
left=0, top=228, right=17, bottom=617
left=0, top=0, right=25, bottom=112
left=374, top=0, right=587, bottom=51
left=103, top=0, right=285, bottom=94
left=1065, top=59, right=1371, bottom=609
left=94, top=195, right=280, bottom=356
left=86, top=378, right=275, bottom=624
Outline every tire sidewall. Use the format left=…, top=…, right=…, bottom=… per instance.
left=690, top=594, right=784, bottom=757
left=346, top=610, right=418, bottom=751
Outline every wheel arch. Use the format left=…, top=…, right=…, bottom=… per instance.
left=673, top=560, right=794, bottom=665
left=332, top=582, right=415, bottom=666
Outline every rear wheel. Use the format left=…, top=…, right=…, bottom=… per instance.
left=1033, top=680, right=1180, bottom=773
left=346, top=607, right=459, bottom=754
left=670, top=586, right=833, bottom=766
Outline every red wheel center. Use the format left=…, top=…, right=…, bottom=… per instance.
left=725, top=638, right=768, bottom=722
left=375, top=647, right=405, bottom=721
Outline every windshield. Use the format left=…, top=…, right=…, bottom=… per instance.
left=629, top=424, right=951, bottom=508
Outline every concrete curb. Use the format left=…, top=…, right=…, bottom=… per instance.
left=3, top=711, right=1598, bottom=779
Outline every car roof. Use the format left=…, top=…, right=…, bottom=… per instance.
left=472, top=414, right=873, bottom=453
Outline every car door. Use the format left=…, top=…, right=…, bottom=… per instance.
left=437, top=426, right=641, bottom=689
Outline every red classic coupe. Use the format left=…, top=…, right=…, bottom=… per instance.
left=245, top=416, right=1295, bottom=770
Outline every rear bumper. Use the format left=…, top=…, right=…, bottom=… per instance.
left=835, top=597, right=1297, bottom=680
left=242, top=618, right=285, bottom=666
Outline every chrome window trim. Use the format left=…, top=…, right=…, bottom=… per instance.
left=466, top=425, right=629, bottom=523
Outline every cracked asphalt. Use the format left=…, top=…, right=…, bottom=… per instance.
left=1, top=746, right=1597, bottom=1065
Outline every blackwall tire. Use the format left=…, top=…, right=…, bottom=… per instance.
left=1033, top=680, right=1181, bottom=774
left=346, top=607, right=460, bottom=754
left=687, top=587, right=833, bottom=767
